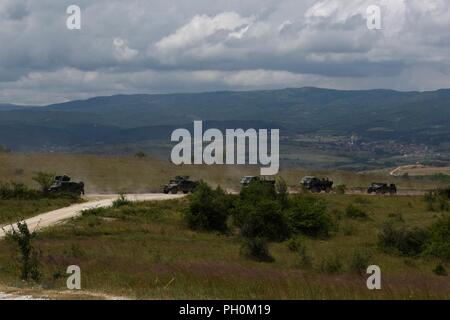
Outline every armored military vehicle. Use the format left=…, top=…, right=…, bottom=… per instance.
left=163, top=176, right=198, bottom=194
left=48, top=175, right=85, bottom=195
left=240, top=176, right=276, bottom=188
left=300, top=176, right=333, bottom=193
left=367, top=183, right=397, bottom=195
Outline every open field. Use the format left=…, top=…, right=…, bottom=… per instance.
left=1, top=153, right=449, bottom=193
left=0, top=194, right=448, bottom=299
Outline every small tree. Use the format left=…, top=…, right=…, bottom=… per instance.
left=32, top=171, right=55, bottom=192
left=6, top=221, right=41, bottom=282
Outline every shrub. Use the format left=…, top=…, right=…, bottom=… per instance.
left=287, top=237, right=312, bottom=267
left=378, top=222, right=429, bottom=256
left=112, top=193, right=131, bottom=208
left=239, top=179, right=277, bottom=203
left=238, top=199, right=290, bottom=242
left=185, top=182, right=231, bottom=233
left=424, top=190, right=449, bottom=212
left=425, top=216, right=450, bottom=261
left=350, top=250, right=371, bottom=275
left=287, top=236, right=303, bottom=252
left=6, top=221, right=41, bottom=282
left=287, top=196, right=332, bottom=238
left=433, top=263, right=447, bottom=276
left=32, top=171, right=55, bottom=192
left=240, top=237, right=274, bottom=262
left=437, top=187, right=450, bottom=199
left=0, top=182, right=40, bottom=200
left=345, top=204, right=368, bottom=219
left=134, top=151, right=146, bottom=158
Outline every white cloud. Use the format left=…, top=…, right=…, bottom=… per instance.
left=113, top=38, right=139, bottom=62
left=152, top=12, right=254, bottom=63
left=1, top=0, right=450, bottom=104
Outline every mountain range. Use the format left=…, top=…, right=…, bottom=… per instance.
left=0, top=87, right=449, bottom=169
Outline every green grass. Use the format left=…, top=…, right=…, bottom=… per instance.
left=0, top=194, right=448, bottom=299
left=0, top=198, right=79, bottom=225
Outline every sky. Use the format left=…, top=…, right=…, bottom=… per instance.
left=1, top=0, right=450, bottom=105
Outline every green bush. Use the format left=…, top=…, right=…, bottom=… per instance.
left=0, top=182, right=41, bottom=200
left=424, top=190, right=449, bottom=212
left=426, top=216, right=450, bottom=261
left=287, top=237, right=312, bottom=267
left=287, top=196, right=332, bottom=238
left=238, top=199, right=290, bottom=242
left=378, top=222, right=429, bottom=256
left=185, top=182, right=231, bottom=233
left=240, top=237, right=274, bottom=262
left=345, top=204, right=368, bottom=219
left=112, top=193, right=132, bottom=208
left=239, top=179, right=277, bottom=203
left=433, top=263, right=447, bottom=276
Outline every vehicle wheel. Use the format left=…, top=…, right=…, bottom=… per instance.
left=183, top=190, right=189, bottom=194
left=171, top=188, right=178, bottom=194
left=325, top=187, right=331, bottom=193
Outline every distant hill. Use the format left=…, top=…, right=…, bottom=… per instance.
left=0, top=104, right=23, bottom=111
left=0, top=88, right=449, bottom=169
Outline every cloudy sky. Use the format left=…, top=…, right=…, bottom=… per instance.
left=1, top=0, right=450, bottom=105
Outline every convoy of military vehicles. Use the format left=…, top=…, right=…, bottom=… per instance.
left=51, top=174, right=398, bottom=196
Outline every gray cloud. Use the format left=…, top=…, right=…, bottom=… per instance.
left=1, top=0, right=450, bottom=104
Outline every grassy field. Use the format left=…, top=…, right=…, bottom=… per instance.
left=0, top=194, right=448, bottom=299
left=0, top=198, right=80, bottom=226
left=1, top=153, right=449, bottom=193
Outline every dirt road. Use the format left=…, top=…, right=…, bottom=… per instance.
left=0, top=193, right=185, bottom=239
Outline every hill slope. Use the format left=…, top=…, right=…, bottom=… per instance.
left=0, top=88, right=449, bottom=169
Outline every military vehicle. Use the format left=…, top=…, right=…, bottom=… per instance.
left=367, top=183, right=397, bottom=195
left=300, top=176, right=333, bottom=193
left=240, top=176, right=276, bottom=188
left=163, top=176, right=198, bottom=194
left=48, top=175, right=85, bottom=195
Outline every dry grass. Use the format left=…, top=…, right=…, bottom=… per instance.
left=1, top=153, right=448, bottom=194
